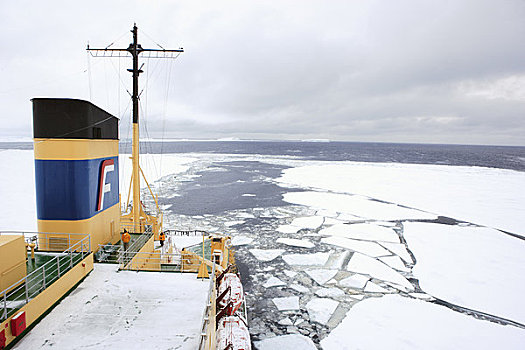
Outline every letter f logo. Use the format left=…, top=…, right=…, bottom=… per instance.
left=97, top=159, right=115, bottom=211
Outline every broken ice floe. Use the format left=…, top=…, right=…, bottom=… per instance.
left=249, top=249, right=285, bottom=262
left=272, top=296, right=300, bottom=311
left=364, top=281, right=389, bottom=293
left=254, top=334, right=317, bottom=350
left=231, top=236, right=253, bottom=246
left=347, top=253, right=414, bottom=291
left=315, top=287, right=345, bottom=298
left=282, top=252, right=330, bottom=266
left=263, top=277, right=286, bottom=288
left=338, top=274, right=369, bottom=289
left=319, top=223, right=400, bottom=243
left=290, top=283, right=309, bottom=293
left=290, top=216, right=324, bottom=229
left=305, top=269, right=339, bottom=286
left=276, top=237, right=315, bottom=249
left=379, top=255, right=410, bottom=272
left=379, top=241, right=414, bottom=264
left=306, top=298, right=339, bottom=325
left=321, top=236, right=391, bottom=257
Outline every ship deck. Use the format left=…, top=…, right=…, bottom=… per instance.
left=12, top=263, right=210, bottom=350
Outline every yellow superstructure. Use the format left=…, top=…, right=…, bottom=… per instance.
left=0, top=235, right=27, bottom=293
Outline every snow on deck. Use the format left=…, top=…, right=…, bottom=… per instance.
left=13, top=264, right=209, bottom=350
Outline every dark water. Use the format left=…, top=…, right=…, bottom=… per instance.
left=3, top=141, right=525, bottom=171
left=135, top=141, right=525, bottom=171
left=167, top=161, right=301, bottom=215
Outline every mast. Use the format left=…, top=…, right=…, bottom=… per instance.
left=87, top=24, right=184, bottom=233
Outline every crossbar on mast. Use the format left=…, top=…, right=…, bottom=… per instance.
left=87, top=24, right=183, bottom=235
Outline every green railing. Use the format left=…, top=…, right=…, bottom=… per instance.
left=1, top=232, right=91, bottom=321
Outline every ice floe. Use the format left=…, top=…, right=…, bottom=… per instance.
left=290, top=283, right=309, bottom=293
left=347, top=253, right=414, bottom=291
left=404, top=222, right=525, bottom=324
left=290, top=216, right=324, bottom=229
left=231, top=236, right=253, bottom=246
left=315, top=287, right=345, bottom=298
left=249, top=249, right=285, bottom=262
left=276, top=224, right=299, bottom=234
left=283, top=270, right=297, bottom=278
left=255, top=334, right=317, bottom=350
left=378, top=255, right=410, bottom=272
left=321, top=236, right=391, bottom=257
left=282, top=252, right=330, bottom=266
left=364, top=281, right=389, bottom=293
left=263, top=276, right=286, bottom=288
left=278, top=162, right=525, bottom=237
left=272, top=296, right=300, bottom=311
left=283, top=191, right=436, bottom=221
left=306, top=298, right=339, bottom=325
left=276, top=237, right=315, bottom=249
left=320, top=223, right=400, bottom=243
left=338, top=274, right=369, bottom=289
left=379, top=241, right=413, bottom=264
left=320, top=295, right=525, bottom=349
left=305, top=269, right=339, bottom=286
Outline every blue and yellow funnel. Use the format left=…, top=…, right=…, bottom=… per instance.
left=32, top=98, right=120, bottom=251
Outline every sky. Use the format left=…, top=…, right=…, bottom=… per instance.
left=1, top=0, right=524, bottom=146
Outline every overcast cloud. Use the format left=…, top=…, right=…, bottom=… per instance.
left=1, top=0, right=524, bottom=145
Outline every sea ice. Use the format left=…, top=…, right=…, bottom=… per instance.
left=278, top=317, right=294, bottom=326
left=320, top=294, right=525, bottom=350
left=282, top=191, right=436, bottom=221
left=326, top=251, right=350, bottom=269
left=283, top=270, right=297, bottom=278
left=272, top=296, right=300, bottom=311
left=364, top=281, right=389, bottom=293
left=278, top=162, right=525, bottom=237
left=282, top=252, right=330, bottom=266
left=249, top=249, right=285, bottom=262
left=276, top=224, right=299, bottom=234
left=254, top=334, right=317, bottom=350
left=321, top=236, right=391, bottom=257
left=404, top=222, right=525, bottom=324
left=347, top=253, right=414, bottom=291
left=339, top=274, right=369, bottom=289
left=306, top=298, right=339, bottom=325
left=290, top=216, right=325, bottom=229
left=315, top=287, right=345, bottom=298
left=290, top=283, right=309, bottom=293
left=305, top=269, right=339, bottom=286
left=263, top=276, right=286, bottom=288
left=379, top=241, right=413, bottom=264
left=276, top=237, right=315, bottom=249
left=231, top=236, right=253, bottom=246
left=378, top=255, right=410, bottom=272
left=224, top=220, right=245, bottom=227
left=320, top=223, right=400, bottom=243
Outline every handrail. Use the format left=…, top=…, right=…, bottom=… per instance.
left=1, top=233, right=91, bottom=321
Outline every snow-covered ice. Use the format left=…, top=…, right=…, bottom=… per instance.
left=379, top=241, right=414, bottom=264
left=231, top=235, right=254, bottom=246
left=263, top=276, right=286, bottom=288
left=282, top=252, right=330, bottom=266
left=364, top=281, right=389, bottom=293
left=276, top=237, right=315, bottom=248
left=254, top=334, right=317, bottom=350
left=290, top=216, right=324, bottom=229
left=339, top=274, right=369, bottom=289
left=283, top=191, right=437, bottom=221
left=305, top=269, right=339, bottom=286
left=321, top=236, right=391, bottom=257
left=404, top=222, right=525, bottom=324
left=320, top=295, right=525, bottom=349
left=278, top=162, right=525, bottom=237
left=347, top=253, right=414, bottom=291
left=306, top=298, right=339, bottom=325
left=272, top=296, right=300, bottom=311
left=315, top=287, right=345, bottom=298
left=319, top=223, right=400, bottom=243
left=379, top=255, right=410, bottom=272
left=249, top=249, right=285, bottom=262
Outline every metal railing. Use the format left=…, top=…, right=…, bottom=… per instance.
left=118, top=251, right=184, bottom=271
left=1, top=232, right=91, bottom=321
